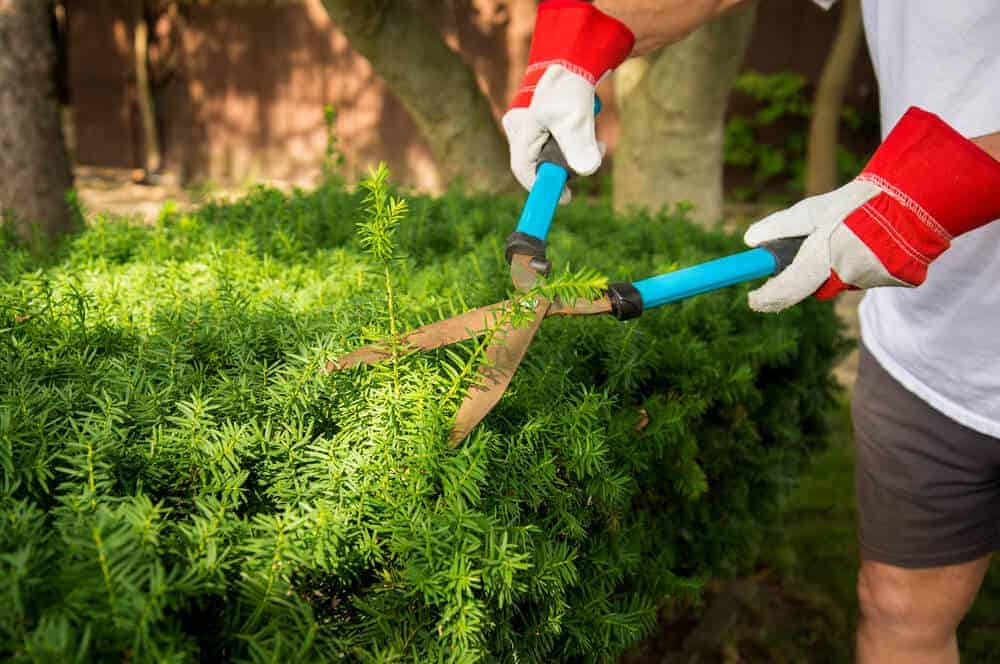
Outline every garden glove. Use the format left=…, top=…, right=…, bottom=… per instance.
left=744, top=107, right=1000, bottom=312
left=503, top=0, right=634, bottom=201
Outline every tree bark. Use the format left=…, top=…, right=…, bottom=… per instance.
left=0, top=0, right=74, bottom=241
left=320, top=0, right=514, bottom=194
left=804, top=0, right=862, bottom=196
left=613, top=2, right=757, bottom=226
left=134, top=1, right=163, bottom=179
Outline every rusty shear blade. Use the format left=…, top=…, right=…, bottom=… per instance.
left=325, top=247, right=616, bottom=445
left=448, top=253, right=615, bottom=444
left=326, top=293, right=614, bottom=374
left=448, top=297, right=551, bottom=446
left=446, top=294, right=613, bottom=446
left=326, top=301, right=510, bottom=372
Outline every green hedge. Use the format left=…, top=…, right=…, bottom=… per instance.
left=0, top=174, right=845, bottom=663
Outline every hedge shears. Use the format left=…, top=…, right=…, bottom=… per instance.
left=328, top=111, right=803, bottom=445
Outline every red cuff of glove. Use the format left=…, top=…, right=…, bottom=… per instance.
left=845, top=107, right=1000, bottom=285
left=511, top=0, right=635, bottom=109
left=858, top=107, right=1000, bottom=239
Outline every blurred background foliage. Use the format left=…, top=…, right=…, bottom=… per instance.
left=724, top=70, right=876, bottom=204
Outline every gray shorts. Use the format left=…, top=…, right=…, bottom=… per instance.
left=852, top=344, right=1000, bottom=568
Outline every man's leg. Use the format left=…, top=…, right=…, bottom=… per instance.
left=856, top=556, right=990, bottom=664
left=851, top=344, right=1000, bottom=663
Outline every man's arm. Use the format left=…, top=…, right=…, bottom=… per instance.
left=594, top=0, right=749, bottom=55
left=973, top=132, right=1000, bottom=161
left=502, top=0, right=750, bottom=195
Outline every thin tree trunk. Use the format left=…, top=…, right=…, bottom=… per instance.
left=613, top=2, right=757, bottom=226
left=320, top=1, right=513, bottom=194
left=804, top=0, right=862, bottom=196
left=0, top=0, right=74, bottom=242
left=134, top=1, right=162, bottom=180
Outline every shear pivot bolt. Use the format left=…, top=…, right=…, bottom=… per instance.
left=528, top=257, right=552, bottom=276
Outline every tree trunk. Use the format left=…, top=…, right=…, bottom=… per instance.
left=804, top=0, right=862, bottom=196
left=0, top=0, right=74, bottom=241
left=320, top=1, right=514, bottom=194
left=613, top=2, right=757, bottom=226
left=134, top=1, right=162, bottom=180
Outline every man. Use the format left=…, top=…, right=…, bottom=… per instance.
left=501, top=1, right=1000, bottom=662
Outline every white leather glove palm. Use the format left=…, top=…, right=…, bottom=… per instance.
left=744, top=107, right=1000, bottom=313
left=744, top=180, right=897, bottom=312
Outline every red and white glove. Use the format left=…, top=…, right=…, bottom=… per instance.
left=744, top=107, right=1000, bottom=312
left=503, top=0, right=634, bottom=200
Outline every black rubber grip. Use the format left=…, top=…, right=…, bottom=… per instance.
left=607, top=281, right=643, bottom=321
left=537, top=134, right=572, bottom=174
left=760, top=236, right=807, bottom=275
left=505, top=231, right=547, bottom=264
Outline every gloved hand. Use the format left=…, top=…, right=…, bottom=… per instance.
left=503, top=0, right=634, bottom=200
left=744, top=107, right=1000, bottom=312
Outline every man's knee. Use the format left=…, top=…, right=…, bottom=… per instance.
left=856, top=561, right=960, bottom=647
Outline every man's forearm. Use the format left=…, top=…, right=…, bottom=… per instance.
left=972, top=132, right=1000, bottom=161
left=594, top=0, right=750, bottom=55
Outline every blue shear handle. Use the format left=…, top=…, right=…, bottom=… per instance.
left=513, top=161, right=568, bottom=242
left=512, top=97, right=601, bottom=243
left=634, top=247, right=778, bottom=310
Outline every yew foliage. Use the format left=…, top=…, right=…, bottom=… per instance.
left=0, top=170, right=844, bottom=662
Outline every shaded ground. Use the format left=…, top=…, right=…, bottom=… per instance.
left=623, top=399, right=857, bottom=664
left=76, top=167, right=192, bottom=220
left=75, top=166, right=275, bottom=220
left=626, top=396, right=1000, bottom=664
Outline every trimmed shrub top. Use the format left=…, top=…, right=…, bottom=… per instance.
left=0, top=173, right=845, bottom=663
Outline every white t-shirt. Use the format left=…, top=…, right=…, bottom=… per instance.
left=857, top=1, right=1000, bottom=437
